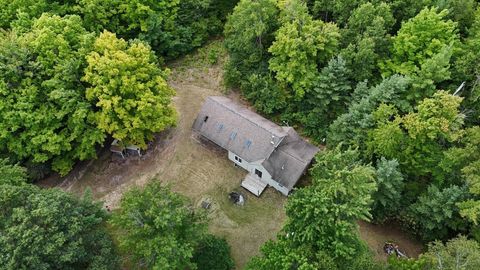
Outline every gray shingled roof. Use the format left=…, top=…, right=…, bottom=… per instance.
left=262, top=133, right=319, bottom=190
left=193, top=96, right=319, bottom=191
left=193, top=96, right=288, bottom=162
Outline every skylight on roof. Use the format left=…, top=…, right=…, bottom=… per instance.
left=245, top=139, right=252, bottom=148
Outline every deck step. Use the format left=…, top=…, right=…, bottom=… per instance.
left=241, top=174, right=268, bottom=197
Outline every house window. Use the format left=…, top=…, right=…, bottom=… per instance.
left=244, top=139, right=252, bottom=149
left=203, top=116, right=209, bottom=122
left=230, top=132, right=237, bottom=140
left=255, top=169, right=262, bottom=178
left=234, top=156, right=242, bottom=163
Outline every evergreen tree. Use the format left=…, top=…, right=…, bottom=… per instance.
left=372, top=158, right=405, bottom=222
left=300, top=56, right=352, bottom=141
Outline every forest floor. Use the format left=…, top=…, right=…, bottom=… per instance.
left=38, top=40, right=422, bottom=268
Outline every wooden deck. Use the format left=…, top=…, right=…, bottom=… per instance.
left=241, top=173, right=268, bottom=196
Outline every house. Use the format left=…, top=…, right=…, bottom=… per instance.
left=192, top=96, right=319, bottom=196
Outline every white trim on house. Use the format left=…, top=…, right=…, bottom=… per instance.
left=228, top=151, right=290, bottom=196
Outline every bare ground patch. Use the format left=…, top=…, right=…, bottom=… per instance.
left=358, top=220, right=423, bottom=260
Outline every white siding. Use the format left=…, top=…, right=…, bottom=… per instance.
left=228, top=151, right=290, bottom=196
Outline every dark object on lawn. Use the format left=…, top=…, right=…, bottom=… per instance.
left=110, top=139, right=143, bottom=158
left=228, top=192, right=245, bottom=206
left=384, top=242, right=408, bottom=258
left=201, top=200, right=211, bottom=209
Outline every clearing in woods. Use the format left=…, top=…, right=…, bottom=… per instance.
left=38, top=40, right=422, bottom=268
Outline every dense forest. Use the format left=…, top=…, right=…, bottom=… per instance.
left=1, top=0, right=480, bottom=269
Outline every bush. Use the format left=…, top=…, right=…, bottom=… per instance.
left=193, top=235, right=235, bottom=270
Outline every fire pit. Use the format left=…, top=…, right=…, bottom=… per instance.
left=228, top=192, right=245, bottom=206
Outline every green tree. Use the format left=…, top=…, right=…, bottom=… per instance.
left=285, top=147, right=377, bottom=261
left=246, top=238, right=337, bottom=270
left=327, top=75, right=411, bottom=152
left=0, top=0, right=75, bottom=29
left=343, top=2, right=395, bottom=45
left=453, top=7, right=480, bottom=121
left=223, top=0, right=280, bottom=86
left=386, top=0, right=434, bottom=29
left=76, top=0, right=226, bottom=58
left=368, top=91, right=464, bottom=178
left=0, top=159, right=27, bottom=186
left=192, top=235, right=234, bottom=270
left=83, top=31, right=176, bottom=148
left=77, top=0, right=179, bottom=54
left=340, top=2, right=394, bottom=83
left=268, top=0, right=340, bottom=99
left=439, top=127, right=480, bottom=224
left=308, top=0, right=367, bottom=26
left=241, top=73, right=288, bottom=115
left=387, top=256, right=427, bottom=270
left=435, top=0, right=477, bottom=35
left=405, top=185, right=469, bottom=241
left=299, top=56, right=352, bottom=140
left=381, top=7, right=459, bottom=101
left=421, top=235, right=480, bottom=269
left=110, top=182, right=206, bottom=269
left=0, top=184, right=118, bottom=269
left=372, top=158, right=405, bottom=222
left=0, top=14, right=104, bottom=175
left=340, top=37, right=379, bottom=83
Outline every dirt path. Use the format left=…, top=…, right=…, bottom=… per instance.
left=359, top=221, right=423, bottom=260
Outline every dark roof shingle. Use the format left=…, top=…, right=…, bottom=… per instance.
left=193, top=96, right=319, bottom=191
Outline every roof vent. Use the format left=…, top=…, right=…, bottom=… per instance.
left=270, top=135, right=275, bottom=145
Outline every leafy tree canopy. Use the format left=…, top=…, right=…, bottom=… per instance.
left=192, top=235, right=234, bottom=270
left=438, top=127, right=480, bottom=224
left=368, top=91, right=464, bottom=178
left=0, top=14, right=104, bottom=175
left=405, top=185, right=470, bottom=241
left=0, top=184, right=118, bottom=269
left=340, top=2, right=395, bottom=83
left=284, top=147, right=377, bottom=261
left=381, top=7, right=459, bottom=101
left=110, top=182, right=207, bottom=270
left=344, top=2, right=395, bottom=44
left=422, top=235, right=480, bottom=269
left=327, top=75, right=411, bottom=152
left=83, top=31, right=176, bottom=148
left=223, top=0, right=280, bottom=86
left=269, top=0, right=340, bottom=99
left=246, top=237, right=337, bottom=270
left=0, top=159, right=28, bottom=186
left=454, top=7, right=480, bottom=121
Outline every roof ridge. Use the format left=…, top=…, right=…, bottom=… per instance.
left=209, top=96, right=287, bottom=138
left=272, top=141, right=309, bottom=164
